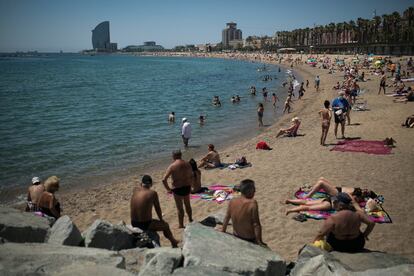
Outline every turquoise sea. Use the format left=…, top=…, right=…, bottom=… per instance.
left=0, top=54, right=289, bottom=201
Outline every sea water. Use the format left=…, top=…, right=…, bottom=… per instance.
left=0, top=54, right=288, bottom=200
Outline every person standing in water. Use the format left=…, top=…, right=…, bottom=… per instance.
left=272, top=93, right=279, bottom=109
left=181, top=118, right=192, bottom=147
left=257, top=103, right=264, bottom=127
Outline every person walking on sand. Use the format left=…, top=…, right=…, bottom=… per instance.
left=318, top=100, right=332, bottom=146
left=298, top=82, right=305, bottom=100
left=315, top=76, right=321, bottom=92
left=306, top=79, right=309, bottom=88
left=221, top=179, right=267, bottom=246
left=332, top=92, right=349, bottom=139
left=283, top=95, right=293, bottom=114
left=130, top=175, right=179, bottom=247
left=378, top=71, right=386, bottom=95
left=162, top=150, right=193, bottom=228
left=181, top=118, right=191, bottom=147
left=257, top=103, right=264, bottom=127
left=272, top=93, right=279, bottom=109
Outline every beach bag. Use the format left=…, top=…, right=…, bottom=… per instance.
left=256, top=141, right=272, bottom=150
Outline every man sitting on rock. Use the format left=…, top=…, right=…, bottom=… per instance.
left=221, top=179, right=267, bottom=246
left=130, top=175, right=179, bottom=248
left=313, top=192, right=375, bottom=253
left=26, top=176, right=44, bottom=212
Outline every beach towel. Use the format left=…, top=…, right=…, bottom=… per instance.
left=330, top=140, right=392, bottom=155
left=293, top=188, right=392, bottom=223
left=168, top=184, right=237, bottom=203
left=256, top=141, right=272, bottom=150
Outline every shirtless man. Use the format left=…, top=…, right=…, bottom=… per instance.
left=198, top=144, right=221, bottom=168
left=314, top=193, right=375, bottom=252
left=283, top=95, right=293, bottom=114
left=26, top=176, right=45, bottom=212
left=271, top=93, right=279, bottom=109
left=130, top=175, right=179, bottom=247
left=318, top=100, right=332, bottom=146
left=222, top=179, right=266, bottom=246
left=162, top=150, right=193, bottom=228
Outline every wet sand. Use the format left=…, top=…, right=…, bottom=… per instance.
left=56, top=53, right=414, bottom=261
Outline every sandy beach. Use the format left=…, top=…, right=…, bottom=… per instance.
left=57, top=53, right=414, bottom=262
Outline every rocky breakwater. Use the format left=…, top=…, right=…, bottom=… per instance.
left=1, top=207, right=413, bottom=275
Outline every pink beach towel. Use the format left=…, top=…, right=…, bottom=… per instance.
left=330, top=140, right=392, bottom=155
left=294, top=188, right=392, bottom=223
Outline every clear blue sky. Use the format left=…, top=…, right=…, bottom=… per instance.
left=0, top=0, right=412, bottom=52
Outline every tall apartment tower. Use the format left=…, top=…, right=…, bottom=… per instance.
left=222, top=22, right=242, bottom=47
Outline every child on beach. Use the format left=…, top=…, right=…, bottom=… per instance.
left=272, top=93, right=279, bottom=109
left=318, top=100, right=332, bottom=146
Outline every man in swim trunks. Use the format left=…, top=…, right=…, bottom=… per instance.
left=314, top=193, right=375, bottom=253
left=162, top=150, right=193, bottom=228
left=332, top=91, right=349, bottom=139
left=130, top=175, right=179, bottom=247
left=222, top=179, right=267, bottom=246
left=198, top=144, right=222, bottom=169
left=26, top=176, right=44, bottom=212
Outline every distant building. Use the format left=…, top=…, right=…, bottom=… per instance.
left=123, top=41, right=164, bottom=52
left=92, top=21, right=117, bottom=52
left=222, top=22, right=242, bottom=48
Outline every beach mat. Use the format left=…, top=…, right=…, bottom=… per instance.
left=294, top=188, right=392, bottom=223
left=168, top=184, right=237, bottom=203
left=330, top=140, right=392, bottom=155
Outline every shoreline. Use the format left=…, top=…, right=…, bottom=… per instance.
left=12, top=52, right=414, bottom=262
left=0, top=55, right=286, bottom=206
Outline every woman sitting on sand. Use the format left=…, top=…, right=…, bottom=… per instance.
left=37, top=176, right=61, bottom=219
left=285, top=177, right=377, bottom=215
left=276, top=117, right=301, bottom=137
left=189, top=159, right=208, bottom=194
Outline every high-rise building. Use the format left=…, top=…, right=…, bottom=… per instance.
left=222, top=22, right=242, bottom=47
left=92, top=21, right=117, bottom=52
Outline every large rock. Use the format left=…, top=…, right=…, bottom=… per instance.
left=0, top=242, right=126, bottom=275
left=48, top=215, right=82, bottom=246
left=138, top=247, right=183, bottom=276
left=173, top=266, right=239, bottom=275
left=119, top=248, right=148, bottom=274
left=290, top=245, right=414, bottom=276
left=55, top=264, right=135, bottom=276
left=0, top=207, right=50, bottom=243
left=200, top=209, right=229, bottom=227
left=182, top=222, right=286, bottom=275
left=83, top=219, right=136, bottom=250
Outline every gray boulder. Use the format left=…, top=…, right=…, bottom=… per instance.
left=48, top=215, right=82, bottom=246
left=55, top=264, right=135, bottom=276
left=200, top=208, right=229, bottom=227
left=0, top=242, right=125, bottom=275
left=173, top=266, right=239, bottom=275
left=0, top=207, right=50, bottom=243
left=119, top=248, right=148, bottom=274
left=83, top=219, right=136, bottom=250
left=182, top=222, right=286, bottom=275
left=290, top=245, right=414, bottom=276
left=138, top=247, right=183, bottom=276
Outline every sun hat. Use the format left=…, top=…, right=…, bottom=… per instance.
left=332, top=192, right=352, bottom=204
left=182, top=117, right=187, bottom=122
left=142, top=175, right=153, bottom=185
left=292, top=117, right=300, bottom=122
left=32, top=176, right=41, bottom=184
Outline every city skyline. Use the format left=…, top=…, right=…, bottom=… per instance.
left=0, top=0, right=412, bottom=52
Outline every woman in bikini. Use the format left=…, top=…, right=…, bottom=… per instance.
left=318, top=100, right=332, bottom=146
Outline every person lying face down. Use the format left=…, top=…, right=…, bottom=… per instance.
left=314, top=192, right=375, bottom=253
left=221, top=179, right=267, bottom=246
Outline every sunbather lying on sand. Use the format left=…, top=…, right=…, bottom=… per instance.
left=285, top=177, right=377, bottom=215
